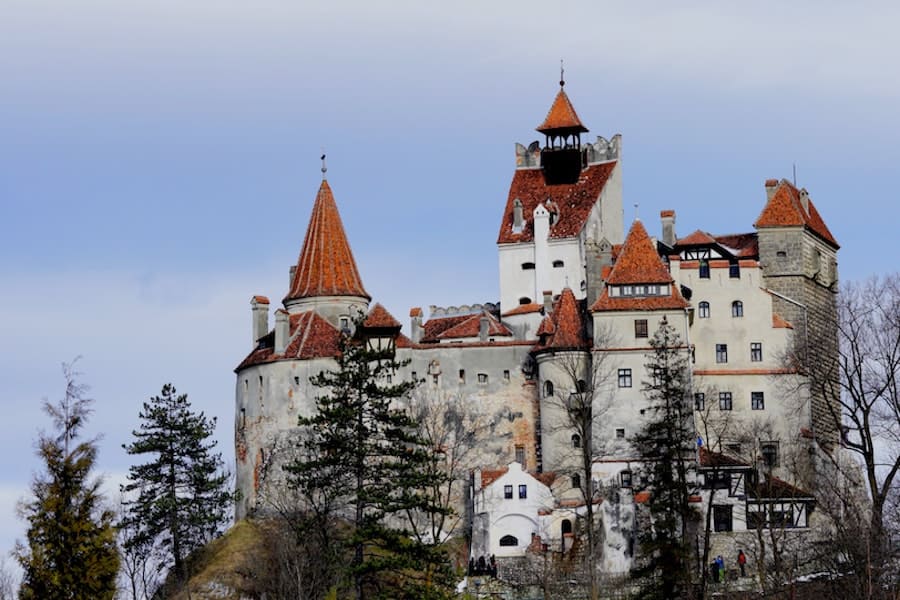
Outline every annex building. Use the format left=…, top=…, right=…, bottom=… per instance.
left=234, top=79, right=840, bottom=576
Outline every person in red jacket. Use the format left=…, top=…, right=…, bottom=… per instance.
left=737, top=549, right=747, bottom=577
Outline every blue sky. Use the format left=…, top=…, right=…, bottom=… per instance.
left=1, top=0, right=898, bottom=572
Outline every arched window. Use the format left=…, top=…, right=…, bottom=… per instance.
left=561, top=519, right=573, bottom=536
left=577, top=379, right=588, bottom=392
left=499, top=535, right=518, bottom=547
left=543, top=380, right=554, bottom=398
left=518, top=296, right=532, bottom=305
left=572, top=434, right=582, bottom=449
left=552, top=260, right=564, bottom=268
left=698, top=301, right=710, bottom=318
left=731, top=300, right=743, bottom=317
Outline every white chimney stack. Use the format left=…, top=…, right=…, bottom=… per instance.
left=274, top=309, right=290, bottom=354
left=251, top=296, right=270, bottom=345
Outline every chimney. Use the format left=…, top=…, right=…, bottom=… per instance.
left=660, top=210, right=676, bottom=247
left=274, top=309, right=289, bottom=354
left=251, top=296, right=270, bottom=345
left=542, top=290, right=553, bottom=314
left=479, top=314, right=490, bottom=341
left=799, top=188, right=809, bottom=215
left=410, top=307, right=424, bottom=343
left=585, top=239, right=613, bottom=308
left=765, top=179, right=778, bottom=201
left=512, top=198, right=524, bottom=233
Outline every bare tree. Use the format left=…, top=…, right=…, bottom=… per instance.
left=0, top=557, right=17, bottom=600
left=805, top=274, right=900, bottom=596
left=541, top=322, right=618, bottom=600
left=116, top=494, right=160, bottom=600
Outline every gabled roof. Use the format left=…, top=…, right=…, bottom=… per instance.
left=754, top=179, right=839, bottom=248
left=236, top=311, right=342, bottom=370
left=436, top=311, right=513, bottom=340
left=714, top=233, right=759, bottom=258
left=497, top=162, right=616, bottom=244
left=606, top=220, right=676, bottom=285
left=677, top=229, right=718, bottom=246
left=536, top=88, right=589, bottom=134
left=534, top=288, right=588, bottom=351
left=284, top=180, right=370, bottom=303
left=363, top=303, right=401, bottom=329
left=746, top=474, right=814, bottom=501
left=420, top=314, right=472, bottom=343
left=699, top=447, right=749, bottom=468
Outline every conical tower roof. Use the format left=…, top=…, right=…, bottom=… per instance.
left=284, top=180, right=370, bottom=303
left=605, top=220, right=673, bottom=285
left=536, top=87, right=588, bottom=135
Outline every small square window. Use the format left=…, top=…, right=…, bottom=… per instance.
left=716, top=344, right=728, bottom=363
left=515, top=445, right=525, bottom=466
left=729, top=262, right=740, bottom=278
left=694, top=393, right=705, bottom=411
left=634, top=319, right=648, bottom=338
left=618, top=369, right=632, bottom=388
left=616, top=428, right=625, bottom=439
left=503, top=369, right=510, bottom=382
left=751, top=391, right=765, bottom=410
left=504, top=485, right=513, bottom=499
left=572, top=474, right=581, bottom=490
left=477, top=373, right=488, bottom=384
left=518, top=484, right=527, bottom=499
left=719, top=392, right=733, bottom=411
left=751, top=342, right=762, bottom=362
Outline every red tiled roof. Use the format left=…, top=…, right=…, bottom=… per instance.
left=634, top=491, right=651, bottom=504
left=236, top=311, right=343, bottom=371
left=678, top=229, right=717, bottom=246
left=363, top=303, right=401, bottom=329
left=436, top=312, right=512, bottom=340
left=606, top=220, right=674, bottom=285
left=746, top=474, right=814, bottom=500
left=536, top=316, right=555, bottom=336
left=590, top=292, right=689, bottom=312
left=535, top=288, right=587, bottom=351
left=772, top=313, right=793, bottom=329
left=420, top=314, right=477, bottom=343
left=714, top=233, right=759, bottom=258
left=699, top=447, right=748, bottom=468
left=284, top=180, right=370, bottom=303
left=497, top=162, right=616, bottom=244
left=536, top=88, right=588, bottom=134
left=479, top=467, right=509, bottom=489
left=660, top=209, right=675, bottom=218
left=409, top=307, right=423, bottom=317
left=502, top=303, right=544, bottom=317
left=754, top=179, right=838, bottom=248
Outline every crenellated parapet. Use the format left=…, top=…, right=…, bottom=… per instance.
left=429, top=302, right=500, bottom=318
left=515, top=134, right=621, bottom=170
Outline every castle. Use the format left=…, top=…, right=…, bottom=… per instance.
left=234, top=79, right=839, bottom=572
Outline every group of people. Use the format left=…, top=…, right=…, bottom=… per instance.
left=468, top=554, right=497, bottom=578
left=711, top=550, right=747, bottom=583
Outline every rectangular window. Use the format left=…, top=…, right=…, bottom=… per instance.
left=634, top=319, right=648, bottom=338
left=240, top=408, right=246, bottom=429
left=713, top=505, right=733, bottom=532
left=620, top=470, right=633, bottom=488
left=504, top=485, right=513, bottom=499
left=729, top=262, right=740, bottom=278
left=518, top=484, right=528, bottom=499
left=616, top=428, right=625, bottom=439
left=719, top=392, right=733, bottom=411
left=761, top=442, right=779, bottom=467
left=411, top=371, right=417, bottom=381
left=432, top=374, right=439, bottom=385
left=750, top=342, right=762, bottom=362
left=751, top=391, right=765, bottom=410
left=515, top=445, right=525, bottom=467
left=704, top=472, right=730, bottom=489
left=699, top=259, right=710, bottom=278
left=458, top=369, right=465, bottom=383
left=694, top=393, right=705, bottom=411
left=716, top=344, right=728, bottom=363
left=503, top=369, right=510, bottom=382
left=618, top=369, right=632, bottom=388
left=477, top=373, right=488, bottom=384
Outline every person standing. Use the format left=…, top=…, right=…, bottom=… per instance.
left=737, top=550, right=747, bottom=577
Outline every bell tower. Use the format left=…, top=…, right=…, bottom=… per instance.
left=536, top=68, right=589, bottom=185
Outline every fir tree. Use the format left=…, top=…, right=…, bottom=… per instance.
left=15, top=361, right=119, bottom=600
left=287, top=322, right=454, bottom=600
left=631, top=318, right=699, bottom=599
left=120, top=383, right=232, bottom=587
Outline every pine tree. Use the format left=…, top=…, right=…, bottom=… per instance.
left=120, top=383, right=232, bottom=587
left=15, top=361, right=119, bottom=600
left=631, top=317, right=699, bottom=599
left=287, top=323, right=454, bottom=600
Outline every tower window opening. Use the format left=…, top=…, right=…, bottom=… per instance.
left=521, top=262, right=535, bottom=270
left=552, top=260, right=564, bottom=268
left=519, top=297, right=532, bottom=305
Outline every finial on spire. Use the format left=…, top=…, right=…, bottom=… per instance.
left=560, top=59, right=565, bottom=87
left=634, top=202, right=640, bottom=221
left=320, top=150, right=327, bottom=179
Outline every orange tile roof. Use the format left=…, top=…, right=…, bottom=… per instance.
left=363, top=303, right=401, bottom=329
left=754, top=179, right=838, bottom=248
left=479, top=467, right=509, bottom=489
left=420, top=314, right=472, bottom=343
left=590, top=291, right=689, bottom=312
left=677, top=229, right=717, bottom=246
left=535, top=288, right=588, bottom=351
left=714, top=233, right=759, bottom=257
left=536, top=316, right=555, bottom=336
left=502, top=303, right=544, bottom=317
left=699, top=447, right=748, bottom=468
left=606, top=220, right=675, bottom=285
left=409, top=307, right=423, bottom=317
left=284, top=180, right=370, bottom=303
left=436, top=312, right=513, bottom=340
left=536, top=88, right=588, bottom=134
left=772, top=313, right=794, bottom=329
left=746, top=474, right=814, bottom=500
left=497, top=162, right=616, bottom=244
left=236, top=310, right=343, bottom=370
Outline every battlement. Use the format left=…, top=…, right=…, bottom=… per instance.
left=428, top=302, right=499, bottom=318
left=515, top=134, right=621, bottom=169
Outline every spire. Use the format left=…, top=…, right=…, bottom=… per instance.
left=284, top=180, right=370, bottom=303
left=536, top=80, right=588, bottom=135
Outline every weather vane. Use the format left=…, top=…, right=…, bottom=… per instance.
left=320, top=149, right=327, bottom=179
left=560, top=59, right=565, bottom=87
